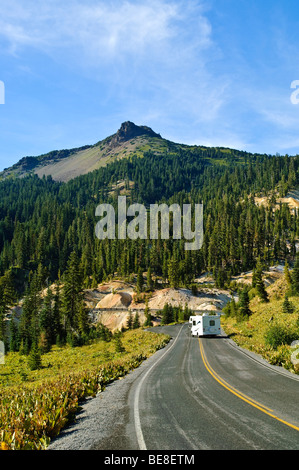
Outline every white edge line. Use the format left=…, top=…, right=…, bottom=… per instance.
left=225, top=335, right=299, bottom=382
left=134, top=324, right=185, bottom=450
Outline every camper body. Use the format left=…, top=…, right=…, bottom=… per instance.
left=189, top=314, right=221, bottom=337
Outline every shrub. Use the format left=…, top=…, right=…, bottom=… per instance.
left=282, top=294, right=295, bottom=314
left=264, top=324, right=295, bottom=350
left=27, top=344, right=42, bottom=371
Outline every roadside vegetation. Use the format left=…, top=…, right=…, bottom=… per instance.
left=221, top=261, right=299, bottom=373
left=0, top=327, right=170, bottom=450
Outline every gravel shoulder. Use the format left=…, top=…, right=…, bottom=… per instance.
left=47, top=330, right=177, bottom=451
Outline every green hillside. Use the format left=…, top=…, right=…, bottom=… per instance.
left=0, top=121, right=298, bottom=364
left=0, top=121, right=299, bottom=450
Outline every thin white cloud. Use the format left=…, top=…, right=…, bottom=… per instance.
left=4, top=0, right=269, bottom=154
left=0, top=0, right=210, bottom=62
left=0, top=0, right=222, bottom=119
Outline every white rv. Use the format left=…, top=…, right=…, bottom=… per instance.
left=189, top=313, right=221, bottom=337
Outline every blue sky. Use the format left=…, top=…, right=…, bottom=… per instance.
left=1, top=0, right=299, bottom=171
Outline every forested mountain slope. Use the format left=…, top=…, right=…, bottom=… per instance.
left=0, top=122, right=298, bottom=353
left=0, top=133, right=298, bottom=284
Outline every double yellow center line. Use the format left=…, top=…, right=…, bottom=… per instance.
left=199, top=338, right=299, bottom=432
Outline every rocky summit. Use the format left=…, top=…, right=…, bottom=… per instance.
left=108, top=121, right=162, bottom=148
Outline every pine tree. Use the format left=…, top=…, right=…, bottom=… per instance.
left=114, top=332, right=125, bottom=353
left=9, top=315, right=19, bottom=352
left=161, top=303, right=174, bottom=325
left=144, top=300, right=153, bottom=327
left=183, top=303, right=190, bottom=321
left=191, top=284, right=198, bottom=296
left=284, top=262, right=292, bottom=288
left=133, top=312, right=140, bottom=329
left=255, top=269, right=269, bottom=303
left=36, top=262, right=47, bottom=291
left=0, top=287, right=5, bottom=342
left=291, top=253, right=299, bottom=295
left=136, top=268, right=144, bottom=294
left=238, top=288, right=251, bottom=319
left=15, top=225, right=26, bottom=269
left=39, top=287, right=54, bottom=352
left=216, top=268, right=225, bottom=289
left=126, top=311, right=133, bottom=329
left=19, top=273, right=42, bottom=351
left=168, top=258, right=179, bottom=289
left=77, top=301, right=90, bottom=336
left=61, top=251, right=84, bottom=333
left=146, top=267, right=154, bottom=291
left=223, top=297, right=238, bottom=317
left=53, top=278, right=63, bottom=344
left=28, top=343, right=42, bottom=370
left=282, top=294, right=294, bottom=313
left=252, top=269, right=257, bottom=288
left=0, top=270, right=17, bottom=341
left=1, top=270, right=16, bottom=306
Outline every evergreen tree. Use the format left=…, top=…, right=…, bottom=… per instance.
left=61, top=251, right=84, bottom=334
left=9, top=315, right=19, bottom=352
left=168, top=258, right=179, bottom=289
left=255, top=269, right=269, bottom=303
left=223, top=297, right=239, bottom=317
left=114, top=332, right=125, bottom=353
left=126, top=311, right=133, bottom=329
left=183, top=303, right=190, bottom=321
left=133, top=312, right=140, bottom=329
left=0, top=270, right=17, bottom=341
left=191, top=284, right=198, bottom=296
left=77, top=301, right=90, bottom=336
left=28, top=342, right=42, bottom=370
left=291, top=253, right=299, bottom=295
left=161, top=303, right=174, bottom=325
left=136, top=268, right=144, bottom=294
left=146, top=267, right=154, bottom=291
left=284, top=262, right=292, bottom=288
left=251, top=269, right=257, bottom=288
left=238, top=288, right=251, bottom=319
left=282, top=294, right=294, bottom=314
left=53, top=278, right=63, bottom=344
left=19, top=273, right=42, bottom=351
left=215, top=268, right=226, bottom=288
left=144, top=301, right=153, bottom=327
left=1, top=270, right=16, bottom=306
left=0, top=288, right=5, bottom=342
left=39, top=287, right=54, bottom=352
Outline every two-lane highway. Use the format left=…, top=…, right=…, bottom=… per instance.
left=129, top=323, right=299, bottom=450
left=48, top=323, right=299, bottom=451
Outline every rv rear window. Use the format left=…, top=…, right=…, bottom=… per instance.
left=209, top=320, right=215, bottom=326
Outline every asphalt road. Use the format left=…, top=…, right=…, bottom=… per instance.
left=137, top=324, right=299, bottom=450
left=48, top=323, right=299, bottom=451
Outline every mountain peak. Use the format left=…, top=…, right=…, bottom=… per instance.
left=109, top=121, right=161, bottom=147
left=0, top=121, right=165, bottom=183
